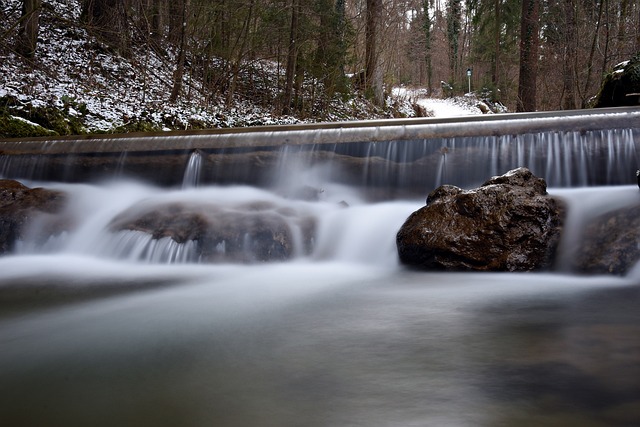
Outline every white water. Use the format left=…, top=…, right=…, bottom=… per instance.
left=9, top=178, right=640, bottom=270
left=12, top=179, right=412, bottom=265
left=2, top=171, right=640, bottom=425
left=182, top=150, right=203, bottom=189
left=2, top=127, right=638, bottom=191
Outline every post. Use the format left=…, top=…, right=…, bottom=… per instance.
left=466, top=68, right=472, bottom=94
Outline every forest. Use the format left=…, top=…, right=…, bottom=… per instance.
left=4, top=0, right=640, bottom=129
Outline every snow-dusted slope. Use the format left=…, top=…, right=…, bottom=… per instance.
left=0, top=0, right=417, bottom=135
left=1, top=0, right=501, bottom=137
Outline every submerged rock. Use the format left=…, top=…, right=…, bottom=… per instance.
left=0, top=179, right=67, bottom=253
left=573, top=203, right=640, bottom=275
left=109, top=200, right=316, bottom=263
left=396, top=168, right=564, bottom=271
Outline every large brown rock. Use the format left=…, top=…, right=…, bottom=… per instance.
left=0, top=179, right=67, bottom=253
left=109, top=200, right=316, bottom=263
left=573, top=203, right=640, bottom=275
left=593, top=52, right=640, bottom=108
left=396, top=168, right=564, bottom=271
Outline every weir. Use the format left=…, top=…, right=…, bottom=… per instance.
left=1, top=107, right=639, bottom=194
left=2, top=110, right=640, bottom=427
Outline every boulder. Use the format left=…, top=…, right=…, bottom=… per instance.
left=593, top=52, right=640, bottom=107
left=109, top=200, right=316, bottom=263
left=396, top=168, right=564, bottom=271
left=0, top=179, right=67, bottom=253
left=573, top=203, right=640, bottom=275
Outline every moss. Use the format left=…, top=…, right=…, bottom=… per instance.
left=111, top=120, right=163, bottom=134
left=27, top=106, right=87, bottom=135
left=593, top=52, right=640, bottom=108
left=0, top=113, right=58, bottom=138
left=0, top=96, right=87, bottom=137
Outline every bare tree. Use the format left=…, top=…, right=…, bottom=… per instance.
left=282, top=0, right=300, bottom=114
left=365, top=0, right=383, bottom=105
left=16, top=0, right=41, bottom=58
left=169, top=0, right=190, bottom=102
left=561, top=0, right=577, bottom=109
left=81, top=0, right=130, bottom=53
left=445, top=0, right=461, bottom=85
left=423, top=0, right=434, bottom=92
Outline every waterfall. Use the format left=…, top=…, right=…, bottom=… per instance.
left=1, top=110, right=638, bottom=192
left=182, top=150, right=202, bottom=189
left=2, top=111, right=640, bottom=427
left=13, top=182, right=413, bottom=266
left=263, top=128, right=639, bottom=196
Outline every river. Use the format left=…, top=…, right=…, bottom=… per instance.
left=0, top=179, right=638, bottom=427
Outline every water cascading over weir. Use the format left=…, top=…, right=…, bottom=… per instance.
left=4, top=108, right=640, bottom=427
left=1, top=107, right=639, bottom=197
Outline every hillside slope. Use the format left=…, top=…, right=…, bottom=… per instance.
left=1, top=0, right=420, bottom=138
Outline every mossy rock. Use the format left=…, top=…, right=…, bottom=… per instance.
left=0, top=114, right=58, bottom=138
left=0, top=95, right=87, bottom=137
left=111, top=119, right=163, bottom=133
left=593, top=52, right=640, bottom=108
left=27, top=106, right=87, bottom=135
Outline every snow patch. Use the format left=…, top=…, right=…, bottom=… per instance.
left=0, top=0, right=434, bottom=135
left=417, top=98, right=482, bottom=117
left=11, top=115, right=44, bottom=128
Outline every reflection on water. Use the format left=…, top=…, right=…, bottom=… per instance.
left=0, top=260, right=638, bottom=427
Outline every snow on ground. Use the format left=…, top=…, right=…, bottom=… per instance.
left=416, top=97, right=482, bottom=117
left=1, top=0, right=413, bottom=135
left=391, top=87, right=484, bottom=117
left=1, top=0, right=495, bottom=137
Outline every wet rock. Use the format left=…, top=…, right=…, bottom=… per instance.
left=0, top=179, right=67, bottom=253
left=396, top=167, right=564, bottom=271
left=109, top=200, right=316, bottom=263
left=573, top=203, right=640, bottom=275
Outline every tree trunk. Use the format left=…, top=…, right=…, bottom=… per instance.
left=423, top=0, right=433, bottom=93
left=283, top=0, right=300, bottom=115
left=226, top=0, right=255, bottom=108
left=150, top=0, right=165, bottom=44
left=169, top=0, right=190, bottom=103
left=446, top=0, right=461, bottom=85
left=492, top=0, right=500, bottom=85
left=601, top=0, right=611, bottom=77
left=365, top=0, right=383, bottom=105
left=562, top=0, right=576, bottom=110
left=16, top=0, right=41, bottom=58
left=517, top=0, right=539, bottom=112
left=616, top=0, right=629, bottom=61
left=82, top=0, right=129, bottom=54
left=581, top=0, right=604, bottom=108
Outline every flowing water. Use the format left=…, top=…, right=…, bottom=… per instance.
left=1, top=117, right=640, bottom=426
